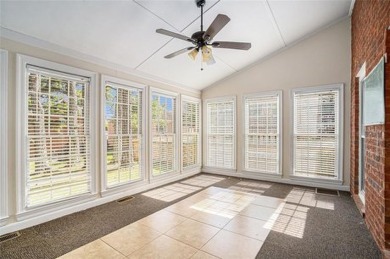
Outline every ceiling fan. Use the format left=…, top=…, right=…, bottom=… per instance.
left=156, top=0, right=251, bottom=67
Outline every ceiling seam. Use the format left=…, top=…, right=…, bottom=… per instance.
left=179, top=0, right=221, bottom=33
left=264, top=0, right=286, bottom=47
left=133, top=0, right=181, bottom=32
left=134, top=38, right=174, bottom=70
left=213, top=54, right=238, bottom=72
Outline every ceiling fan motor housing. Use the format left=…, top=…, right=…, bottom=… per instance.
left=196, top=0, right=205, bottom=8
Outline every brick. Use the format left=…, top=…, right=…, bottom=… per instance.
left=351, top=0, right=390, bottom=253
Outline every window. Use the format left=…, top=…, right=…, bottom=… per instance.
left=205, top=97, right=236, bottom=169
left=18, top=55, right=96, bottom=210
left=244, top=92, right=281, bottom=174
left=103, top=77, right=144, bottom=188
left=0, top=49, right=8, bottom=221
left=293, top=85, right=343, bottom=179
left=151, top=90, right=177, bottom=176
left=181, top=97, right=201, bottom=170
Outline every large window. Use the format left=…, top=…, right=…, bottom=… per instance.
left=181, top=97, right=201, bottom=170
left=0, top=49, right=8, bottom=221
left=293, top=85, right=343, bottom=179
left=104, top=78, right=144, bottom=188
left=244, top=92, right=281, bottom=174
left=19, top=56, right=95, bottom=209
left=151, top=90, right=177, bottom=176
left=205, top=97, right=235, bottom=169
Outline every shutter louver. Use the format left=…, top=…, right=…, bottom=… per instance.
left=105, top=83, right=143, bottom=187
left=26, top=67, right=91, bottom=207
left=206, top=99, right=235, bottom=169
left=293, top=90, right=340, bottom=178
left=244, top=94, right=280, bottom=174
left=182, top=99, right=200, bottom=169
left=152, top=93, right=177, bottom=175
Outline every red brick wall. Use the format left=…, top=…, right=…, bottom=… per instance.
left=351, top=0, right=390, bottom=252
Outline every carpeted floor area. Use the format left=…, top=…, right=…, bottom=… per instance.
left=0, top=174, right=381, bottom=259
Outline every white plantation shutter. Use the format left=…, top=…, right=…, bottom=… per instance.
left=293, top=87, right=341, bottom=179
left=244, top=93, right=280, bottom=174
left=181, top=98, right=201, bottom=169
left=105, top=82, right=143, bottom=187
left=26, top=66, right=91, bottom=207
left=152, top=92, right=177, bottom=175
left=206, top=98, right=235, bottom=169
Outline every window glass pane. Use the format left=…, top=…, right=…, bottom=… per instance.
left=293, top=89, right=340, bottom=178
left=104, top=83, right=143, bottom=188
left=244, top=94, right=280, bottom=174
left=26, top=68, right=91, bottom=207
left=206, top=99, right=235, bottom=169
left=182, top=100, right=200, bottom=169
left=152, top=93, right=176, bottom=175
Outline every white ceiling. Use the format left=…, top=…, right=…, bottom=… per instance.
left=0, top=0, right=351, bottom=90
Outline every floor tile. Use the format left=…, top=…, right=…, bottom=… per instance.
left=137, top=210, right=187, bottom=233
left=166, top=219, right=220, bottom=249
left=224, top=215, right=271, bottom=241
left=239, top=204, right=278, bottom=221
left=190, top=211, right=232, bottom=228
left=58, top=239, right=125, bottom=259
left=101, top=223, right=161, bottom=256
left=201, top=230, right=263, bottom=259
left=128, top=235, right=197, bottom=259
left=252, top=196, right=284, bottom=209
left=190, top=250, right=219, bottom=259
left=164, top=202, right=199, bottom=218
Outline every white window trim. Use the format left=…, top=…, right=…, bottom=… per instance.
left=100, top=75, right=147, bottom=193
left=16, top=54, right=98, bottom=218
left=357, top=62, right=366, bottom=204
left=290, top=83, right=344, bottom=183
left=203, top=96, right=237, bottom=171
left=0, top=49, right=8, bottom=224
left=242, top=90, right=282, bottom=175
left=149, top=87, right=180, bottom=181
left=181, top=95, right=202, bottom=172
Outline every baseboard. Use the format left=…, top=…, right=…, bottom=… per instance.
left=352, top=194, right=365, bottom=217
left=202, top=168, right=350, bottom=191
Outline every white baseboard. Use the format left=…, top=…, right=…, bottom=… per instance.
left=202, top=168, right=350, bottom=192
left=0, top=170, right=200, bottom=236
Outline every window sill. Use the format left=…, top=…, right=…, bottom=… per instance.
left=16, top=193, right=99, bottom=221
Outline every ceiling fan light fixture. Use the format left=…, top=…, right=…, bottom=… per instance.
left=155, top=0, right=251, bottom=69
left=188, top=48, right=198, bottom=60
left=206, top=54, right=216, bottom=65
left=201, top=45, right=212, bottom=62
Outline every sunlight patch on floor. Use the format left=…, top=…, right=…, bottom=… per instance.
left=142, top=183, right=201, bottom=202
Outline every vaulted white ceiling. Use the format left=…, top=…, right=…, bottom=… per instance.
left=0, top=0, right=351, bottom=90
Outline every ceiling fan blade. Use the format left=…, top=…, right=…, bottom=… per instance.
left=212, top=41, right=251, bottom=50
left=203, top=14, right=231, bottom=41
left=164, top=47, right=195, bottom=59
left=156, top=29, right=195, bottom=43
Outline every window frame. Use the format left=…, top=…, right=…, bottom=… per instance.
left=291, top=84, right=344, bottom=183
left=242, top=90, right=282, bottom=175
left=149, top=87, right=179, bottom=180
left=181, top=95, right=202, bottom=172
left=100, top=75, right=147, bottom=192
left=204, top=96, right=236, bottom=171
left=16, top=54, right=98, bottom=217
left=0, top=49, right=8, bottom=224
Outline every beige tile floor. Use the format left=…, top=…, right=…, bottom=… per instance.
left=58, top=186, right=285, bottom=259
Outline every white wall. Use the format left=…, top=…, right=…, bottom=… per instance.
left=202, top=18, right=351, bottom=190
left=0, top=36, right=201, bottom=234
